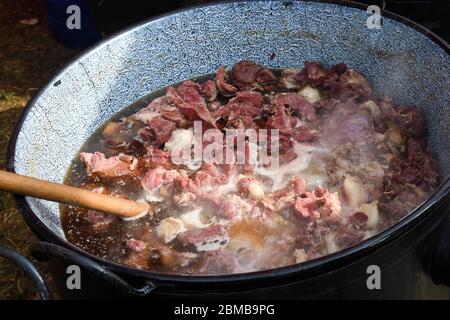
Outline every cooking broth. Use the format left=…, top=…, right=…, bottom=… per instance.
left=62, top=61, right=438, bottom=275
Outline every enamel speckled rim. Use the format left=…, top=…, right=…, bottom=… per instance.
left=7, top=0, right=450, bottom=287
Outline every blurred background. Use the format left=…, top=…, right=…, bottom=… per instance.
left=0, top=0, right=449, bottom=299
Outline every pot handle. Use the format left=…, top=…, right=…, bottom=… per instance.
left=425, top=210, right=450, bottom=286
left=30, top=241, right=157, bottom=297
left=0, top=245, right=50, bottom=300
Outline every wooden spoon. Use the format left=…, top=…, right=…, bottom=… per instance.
left=0, top=170, right=150, bottom=219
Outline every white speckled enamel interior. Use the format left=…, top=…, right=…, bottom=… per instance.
left=12, top=1, right=450, bottom=238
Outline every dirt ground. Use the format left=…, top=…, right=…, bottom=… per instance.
left=0, top=0, right=80, bottom=299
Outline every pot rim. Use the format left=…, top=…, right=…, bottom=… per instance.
left=7, top=0, right=450, bottom=286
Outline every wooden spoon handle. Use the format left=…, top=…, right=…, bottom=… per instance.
left=0, top=170, right=149, bottom=218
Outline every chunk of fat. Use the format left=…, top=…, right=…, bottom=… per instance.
left=281, top=68, right=301, bottom=89
left=102, top=121, right=120, bottom=137
left=363, top=100, right=381, bottom=119
left=359, top=201, right=379, bottom=229
left=386, top=125, right=405, bottom=145
left=325, top=233, right=338, bottom=254
left=298, top=85, right=322, bottom=103
left=156, top=217, right=187, bottom=243
left=164, top=128, right=201, bottom=170
left=248, top=182, right=265, bottom=200
left=342, top=175, right=366, bottom=208
left=180, top=208, right=210, bottom=229
left=164, top=128, right=193, bottom=152
left=294, top=249, right=308, bottom=264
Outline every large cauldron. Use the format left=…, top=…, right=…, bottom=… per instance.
left=7, top=0, right=450, bottom=299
